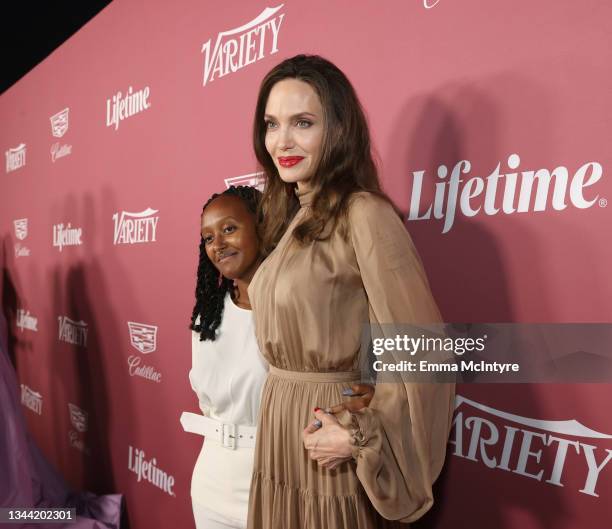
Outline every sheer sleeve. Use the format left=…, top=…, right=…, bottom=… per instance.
left=348, top=192, right=455, bottom=523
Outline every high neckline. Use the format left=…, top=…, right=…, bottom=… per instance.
left=227, top=291, right=252, bottom=313
left=295, top=186, right=314, bottom=207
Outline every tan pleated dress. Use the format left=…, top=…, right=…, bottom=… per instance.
left=246, top=189, right=455, bottom=528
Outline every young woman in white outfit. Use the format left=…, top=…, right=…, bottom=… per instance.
left=180, top=186, right=373, bottom=529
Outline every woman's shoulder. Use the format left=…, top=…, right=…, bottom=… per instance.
left=347, top=191, right=398, bottom=223
left=348, top=190, right=381, bottom=204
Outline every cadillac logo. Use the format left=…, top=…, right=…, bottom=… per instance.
left=127, top=321, right=158, bottom=354
left=50, top=107, right=69, bottom=138
left=13, top=218, right=28, bottom=240
left=224, top=172, right=265, bottom=191
left=68, top=403, right=88, bottom=432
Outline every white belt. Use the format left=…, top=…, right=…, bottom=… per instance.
left=180, top=411, right=257, bottom=450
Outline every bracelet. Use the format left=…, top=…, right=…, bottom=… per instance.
left=348, top=414, right=366, bottom=460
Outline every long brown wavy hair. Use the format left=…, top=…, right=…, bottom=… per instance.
left=252, top=54, right=391, bottom=254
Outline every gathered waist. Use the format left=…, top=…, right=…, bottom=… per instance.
left=268, top=365, right=361, bottom=383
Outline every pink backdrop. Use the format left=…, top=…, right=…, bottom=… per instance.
left=1, top=1, right=611, bottom=528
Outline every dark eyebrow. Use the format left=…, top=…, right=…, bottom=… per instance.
left=201, top=216, right=239, bottom=233
left=263, top=112, right=317, bottom=120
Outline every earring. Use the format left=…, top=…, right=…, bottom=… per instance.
left=218, top=271, right=223, bottom=288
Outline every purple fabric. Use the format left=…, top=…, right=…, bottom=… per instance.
left=0, top=309, right=122, bottom=529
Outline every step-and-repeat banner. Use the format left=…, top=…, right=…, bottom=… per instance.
left=1, top=1, right=610, bottom=528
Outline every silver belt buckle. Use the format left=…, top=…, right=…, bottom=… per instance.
left=222, top=423, right=236, bottom=449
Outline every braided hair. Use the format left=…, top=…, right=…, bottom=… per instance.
left=190, top=185, right=262, bottom=341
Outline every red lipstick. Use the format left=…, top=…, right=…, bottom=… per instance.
left=278, top=156, right=304, bottom=167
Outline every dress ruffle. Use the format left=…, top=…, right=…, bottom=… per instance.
left=247, top=373, right=405, bottom=529
left=250, top=469, right=405, bottom=528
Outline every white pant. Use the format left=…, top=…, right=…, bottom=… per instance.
left=190, top=440, right=254, bottom=529
left=192, top=500, right=246, bottom=529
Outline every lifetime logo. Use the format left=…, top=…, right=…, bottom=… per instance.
left=106, top=85, right=151, bottom=131
left=201, top=4, right=285, bottom=86
left=53, top=222, right=83, bottom=251
left=451, top=395, right=612, bottom=497
left=407, top=154, right=605, bottom=233
left=16, top=309, right=38, bottom=332
left=128, top=445, right=175, bottom=496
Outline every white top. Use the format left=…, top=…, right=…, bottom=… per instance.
left=188, top=293, right=268, bottom=526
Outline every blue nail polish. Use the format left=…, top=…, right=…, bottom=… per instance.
left=313, top=419, right=322, bottom=428
left=342, top=388, right=355, bottom=396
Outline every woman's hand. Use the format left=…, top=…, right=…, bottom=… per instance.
left=302, top=408, right=353, bottom=469
left=302, top=384, right=375, bottom=469
left=328, top=383, right=374, bottom=413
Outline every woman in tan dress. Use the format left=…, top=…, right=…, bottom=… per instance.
left=246, top=54, right=455, bottom=528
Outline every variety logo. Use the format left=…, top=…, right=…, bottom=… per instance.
left=21, top=384, right=42, bottom=415
left=13, top=218, right=28, bottom=240
left=113, top=208, right=159, bottom=245
left=450, top=395, right=612, bottom=497
left=106, top=85, right=151, bottom=131
left=224, top=172, right=265, bottom=191
left=407, top=154, right=605, bottom=233
left=5, top=143, right=26, bottom=173
left=128, top=445, right=176, bottom=496
left=16, top=309, right=38, bottom=332
left=128, top=321, right=157, bottom=353
left=58, top=316, right=88, bottom=347
left=201, top=4, right=285, bottom=86
left=50, top=107, right=69, bottom=137
left=52, top=222, right=83, bottom=251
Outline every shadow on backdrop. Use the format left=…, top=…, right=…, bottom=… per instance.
left=384, top=83, right=566, bottom=529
